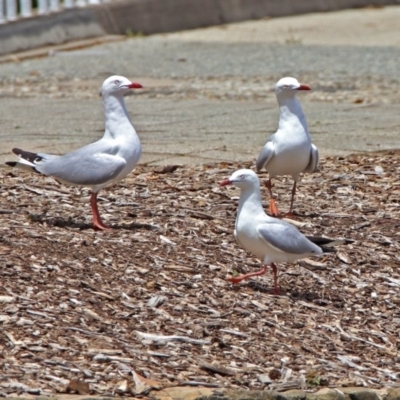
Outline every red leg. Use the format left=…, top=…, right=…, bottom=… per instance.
left=289, top=181, right=297, bottom=215
left=90, top=192, right=111, bottom=230
left=281, top=181, right=297, bottom=219
left=227, top=265, right=268, bottom=284
left=227, top=264, right=280, bottom=295
left=270, top=263, right=280, bottom=294
left=269, top=199, right=280, bottom=217
left=265, top=179, right=280, bottom=217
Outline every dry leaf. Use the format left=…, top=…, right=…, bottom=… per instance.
left=131, top=370, right=162, bottom=395
left=66, top=378, right=90, bottom=394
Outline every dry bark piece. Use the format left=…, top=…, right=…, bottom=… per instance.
left=199, top=362, right=237, bottom=376
left=269, top=369, right=282, bottom=380
left=136, top=331, right=210, bottom=345
left=66, top=378, right=90, bottom=394
left=179, top=381, right=221, bottom=387
left=147, top=295, right=167, bottom=308
left=0, top=296, right=15, bottom=303
left=82, top=307, right=103, bottom=320
left=131, top=370, right=163, bottom=395
left=114, top=379, right=129, bottom=395
left=87, top=348, right=122, bottom=355
left=153, top=165, right=180, bottom=174
left=165, top=264, right=194, bottom=272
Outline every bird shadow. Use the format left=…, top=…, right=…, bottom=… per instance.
left=227, top=280, right=287, bottom=296
left=28, top=213, right=158, bottom=232
left=289, top=289, right=345, bottom=309
left=246, top=281, right=287, bottom=296
left=112, top=221, right=159, bottom=231
left=235, top=280, right=345, bottom=307
left=28, top=214, right=92, bottom=230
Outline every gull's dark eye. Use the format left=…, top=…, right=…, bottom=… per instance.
left=240, top=174, right=246, bottom=179
left=114, top=80, right=121, bottom=85
left=283, top=85, right=289, bottom=89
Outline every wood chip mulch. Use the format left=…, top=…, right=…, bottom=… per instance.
left=0, top=151, right=399, bottom=396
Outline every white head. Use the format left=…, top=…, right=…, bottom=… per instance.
left=275, top=77, right=311, bottom=97
left=220, top=169, right=260, bottom=190
left=101, top=75, right=143, bottom=97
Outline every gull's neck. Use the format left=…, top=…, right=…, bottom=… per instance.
left=277, top=94, right=308, bottom=134
left=103, top=94, right=136, bottom=139
left=237, top=184, right=265, bottom=218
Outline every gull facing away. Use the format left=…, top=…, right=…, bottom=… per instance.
left=256, top=77, right=319, bottom=217
left=220, top=169, right=347, bottom=294
left=6, top=75, right=143, bottom=230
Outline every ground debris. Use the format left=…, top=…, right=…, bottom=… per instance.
left=0, top=151, right=399, bottom=394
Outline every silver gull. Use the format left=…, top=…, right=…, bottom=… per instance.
left=256, top=77, right=319, bottom=217
left=6, top=75, right=143, bottom=230
left=220, top=169, right=348, bottom=294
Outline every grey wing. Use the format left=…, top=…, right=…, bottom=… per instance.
left=303, top=144, right=319, bottom=173
left=36, top=140, right=126, bottom=185
left=257, top=221, right=322, bottom=255
left=256, top=140, right=275, bottom=172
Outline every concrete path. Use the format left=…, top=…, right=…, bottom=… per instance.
left=1, top=6, right=400, bottom=166
left=166, top=5, right=400, bottom=46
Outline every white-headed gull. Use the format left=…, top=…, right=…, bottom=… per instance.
left=6, top=75, right=143, bottom=230
left=220, top=169, right=345, bottom=294
left=256, top=77, right=319, bottom=217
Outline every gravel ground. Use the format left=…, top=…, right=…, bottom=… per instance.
left=1, top=40, right=400, bottom=103
left=1, top=6, right=400, bottom=109
left=0, top=151, right=400, bottom=395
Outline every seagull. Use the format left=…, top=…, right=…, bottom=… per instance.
left=256, top=77, right=319, bottom=217
left=6, top=75, right=143, bottom=230
left=220, top=169, right=348, bottom=294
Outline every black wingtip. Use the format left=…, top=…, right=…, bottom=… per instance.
left=307, top=236, right=354, bottom=254
left=319, top=245, right=337, bottom=254
left=11, top=148, right=22, bottom=155
left=5, top=162, right=17, bottom=167
left=10, top=148, right=43, bottom=163
left=307, top=236, right=354, bottom=246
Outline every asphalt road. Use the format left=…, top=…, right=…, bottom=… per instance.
left=0, top=6, right=399, bottom=166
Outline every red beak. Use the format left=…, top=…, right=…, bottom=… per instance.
left=298, top=84, right=311, bottom=91
left=219, top=179, right=231, bottom=187
left=128, top=82, right=143, bottom=89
